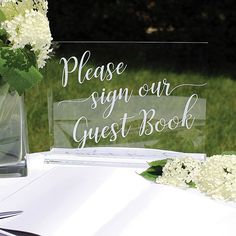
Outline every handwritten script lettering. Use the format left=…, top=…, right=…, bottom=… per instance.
left=58, top=50, right=206, bottom=148
left=90, top=88, right=133, bottom=118
left=60, top=50, right=127, bottom=87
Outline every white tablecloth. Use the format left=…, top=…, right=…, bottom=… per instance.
left=0, top=153, right=236, bottom=236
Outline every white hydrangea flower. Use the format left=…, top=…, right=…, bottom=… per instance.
left=195, top=155, right=236, bottom=201
left=0, top=0, right=16, bottom=4
left=156, top=157, right=202, bottom=188
left=0, top=0, right=48, bottom=17
left=1, top=6, right=52, bottom=68
left=0, top=0, right=17, bottom=6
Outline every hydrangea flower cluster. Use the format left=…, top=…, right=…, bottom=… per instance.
left=0, top=0, right=52, bottom=68
left=195, top=155, right=236, bottom=201
left=152, top=155, right=236, bottom=201
left=156, top=157, right=202, bottom=188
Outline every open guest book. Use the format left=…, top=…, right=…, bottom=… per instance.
left=44, top=42, right=208, bottom=167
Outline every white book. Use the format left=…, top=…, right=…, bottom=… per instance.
left=42, top=147, right=206, bottom=168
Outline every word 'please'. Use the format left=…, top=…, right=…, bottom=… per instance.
left=60, top=51, right=127, bottom=87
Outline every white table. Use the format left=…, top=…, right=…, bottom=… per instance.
left=0, top=153, right=236, bottom=236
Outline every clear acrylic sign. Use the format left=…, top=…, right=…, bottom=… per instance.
left=47, top=42, right=207, bottom=156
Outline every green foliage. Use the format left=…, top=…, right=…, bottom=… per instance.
left=187, top=181, right=196, bottom=188
left=0, top=9, right=6, bottom=22
left=148, top=159, right=168, bottom=168
left=139, top=159, right=167, bottom=182
left=0, top=47, right=42, bottom=95
left=0, top=9, right=42, bottom=95
left=0, top=30, right=7, bottom=45
left=139, top=169, right=159, bottom=182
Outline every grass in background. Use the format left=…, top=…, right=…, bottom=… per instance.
left=25, top=60, right=236, bottom=156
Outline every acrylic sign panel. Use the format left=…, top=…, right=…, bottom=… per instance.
left=47, top=42, right=207, bottom=153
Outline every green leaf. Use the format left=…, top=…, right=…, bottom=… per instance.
left=139, top=170, right=157, bottom=182
left=0, top=28, right=6, bottom=37
left=149, top=166, right=163, bottom=176
left=0, top=29, right=8, bottom=44
left=187, top=181, right=196, bottom=188
left=148, top=159, right=168, bottom=167
left=0, top=40, right=5, bottom=47
left=0, top=47, right=42, bottom=95
left=139, top=165, right=164, bottom=182
left=0, top=47, right=37, bottom=70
